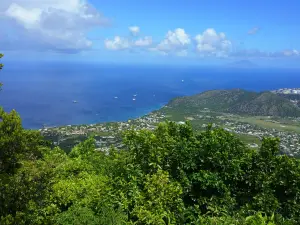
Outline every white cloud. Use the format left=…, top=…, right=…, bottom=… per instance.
left=156, top=28, right=190, bottom=54
left=0, top=0, right=109, bottom=52
left=105, top=35, right=152, bottom=50
left=104, top=36, right=130, bottom=50
left=103, top=26, right=299, bottom=60
left=105, top=26, right=152, bottom=51
left=194, top=28, right=232, bottom=56
left=106, top=28, right=190, bottom=55
left=129, top=26, right=140, bottom=36
left=134, top=36, right=152, bottom=47
left=5, top=3, right=42, bottom=29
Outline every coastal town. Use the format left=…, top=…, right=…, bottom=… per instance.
left=271, top=88, right=300, bottom=95
left=223, top=120, right=300, bottom=157
left=41, top=106, right=300, bottom=158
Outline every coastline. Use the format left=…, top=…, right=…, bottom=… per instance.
left=36, top=102, right=167, bottom=130
left=37, top=87, right=300, bottom=130
left=40, top=88, right=300, bottom=157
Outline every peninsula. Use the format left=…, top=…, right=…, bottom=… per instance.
left=41, top=88, right=300, bottom=158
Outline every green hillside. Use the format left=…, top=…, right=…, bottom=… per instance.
left=167, top=89, right=300, bottom=117
left=277, top=93, right=300, bottom=107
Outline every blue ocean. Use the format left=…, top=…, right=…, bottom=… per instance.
left=1, top=61, right=300, bottom=129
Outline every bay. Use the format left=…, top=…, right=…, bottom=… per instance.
left=0, top=61, right=299, bottom=129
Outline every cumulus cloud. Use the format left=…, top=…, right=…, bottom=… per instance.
left=103, top=26, right=299, bottom=60
left=155, top=28, right=190, bottom=54
left=104, top=36, right=130, bottom=50
left=105, top=28, right=232, bottom=58
left=248, top=27, right=260, bottom=35
left=134, top=36, right=152, bottom=47
left=0, top=0, right=109, bottom=53
left=105, top=28, right=190, bottom=55
left=129, top=26, right=140, bottom=36
left=194, top=28, right=232, bottom=57
left=105, top=26, right=153, bottom=51
left=105, top=35, right=153, bottom=50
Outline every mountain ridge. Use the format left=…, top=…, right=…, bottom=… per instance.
left=167, top=89, right=300, bottom=117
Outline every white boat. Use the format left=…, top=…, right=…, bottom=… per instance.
left=114, top=96, right=118, bottom=99
left=132, top=98, right=136, bottom=101
left=73, top=100, right=78, bottom=103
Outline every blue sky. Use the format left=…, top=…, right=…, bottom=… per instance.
left=1, top=0, right=300, bottom=66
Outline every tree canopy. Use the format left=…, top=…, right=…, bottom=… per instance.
left=0, top=112, right=299, bottom=224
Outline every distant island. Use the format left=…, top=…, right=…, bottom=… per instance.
left=225, top=60, right=258, bottom=68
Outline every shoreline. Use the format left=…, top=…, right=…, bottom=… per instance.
left=32, top=87, right=300, bottom=130
left=39, top=88, right=300, bottom=157
left=36, top=103, right=167, bottom=131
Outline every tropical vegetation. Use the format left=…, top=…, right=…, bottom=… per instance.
left=1, top=54, right=300, bottom=224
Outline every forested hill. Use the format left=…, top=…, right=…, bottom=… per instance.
left=167, top=89, right=300, bottom=117
left=276, top=93, right=300, bottom=108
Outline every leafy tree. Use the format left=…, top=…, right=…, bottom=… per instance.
left=1, top=117, right=300, bottom=224
left=0, top=108, right=46, bottom=174
left=0, top=108, right=50, bottom=223
left=123, top=121, right=300, bottom=224
left=55, top=206, right=101, bottom=225
left=69, top=136, right=96, bottom=158
left=132, top=169, right=184, bottom=224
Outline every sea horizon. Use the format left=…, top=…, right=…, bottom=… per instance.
left=1, top=61, right=300, bottom=129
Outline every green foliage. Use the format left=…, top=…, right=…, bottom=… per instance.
left=0, top=108, right=46, bottom=174
left=1, top=118, right=300, bottom=224
left=245, top=213, right=276, bottom=225
left=132, top=169, right=184, bottom=224
left=69, top=136, right=96, bottom=158
left=0, top=108, right=51, bottom=224
left=55, top=206, right=101, bottom=225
